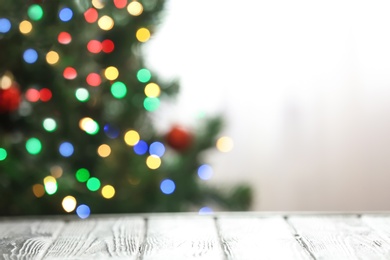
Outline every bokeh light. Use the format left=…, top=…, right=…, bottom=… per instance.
left=137, top=68, right=151, bottom=83
left=39, top=88, right=52, bottom=102
left=136, top=28, right=151, bottom=42
left=160, top=179, right=175, bottom=194
left=86, top=73, right=101, bottom=87
left=75, top=168, right=90, bottom=182
left=87, top=40, right=102, bottom=53
left=97, top=144, right=111, bottom=157
left=32, top=184, right=45, bottom=198
left=111, top=81, right=127, bottom=99
left=87, top=177, right=101, bottom=191
left=216, top=136, right=234, bottom=152
left=23, top=49, right=38, bottom=64
left=63, top=67, right=77, bottom=80
left=46, top=51, right=60, bottom=65
left=76, top=204, right=90, bottom=219
left=43, top=118, right=57, bottom=132
left=26, top=137, right=42, bottom=155
left=114, top=0, right=127, bottom=9
left=0, top=148, right=7, bottom=161
left=50, top=165, right=63, bottom=178
left=101, top=185, right=115, bottom=199
left=44, top=176, right=57, bottom=195
left=79, top=117, right=99, bottom=135
left=144, top=83, right=160, bottom=97
left=0, top=18, right=11, bottom=33
left=143, top=97, right=160, bottom=111
left=98, top=16, right=114, bottom=31
left=27, top=5, right=43, bottom=21
left=149, top=142, right=165, bottom=157
left=124, top=130, right=140, bottom=146
left=0, top=73, right=12, bottom=90
left=133, top=140, right=148, bottom=155
left=197, top=164, right=213, bottom=180
left=104, top=124, right=120, bottom=139
left=102, top=39, right=115, bottom=53
left=92, top=0, right=105, bottom=9
left=199, top=207, right=213, bottom=215
left=127, top=1, right=143, bottom=16
left=104, top=66, right=119, bottom=80
left=62, top=196, right=77, bottom=212
left=19, top=20, right=32, bottom=34
left=146, top=155, right=161, bottom=170
left=59, top=142, right=74, bottom=157
left=58, top=32, right=72, bottom=44
left=59, top=7, right=73, bottom=22
left=25, top=88, right=40, bottom=102
left=84, top=8, right=98, bottom=23
left=75, top=88, right=89, bottom=102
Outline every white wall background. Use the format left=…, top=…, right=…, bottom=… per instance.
left=145, top=0, right=390, bottom=211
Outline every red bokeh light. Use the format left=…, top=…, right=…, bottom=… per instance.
left=86, top=73, right=101, bottom=87
left=58, top=32, right=72, bottom=45
left=39, top=88, right=52, bottom=102
left=87, top=40, right=102, bottom=54
left=114, top=0, right=127, bottom=9
left=63, top=67, right=77, bottom=80
left=101, top=39, right=115, bottom=53
left=84, top=8, right=98, bottom=23
left=25, top=88, right=40, bottom=102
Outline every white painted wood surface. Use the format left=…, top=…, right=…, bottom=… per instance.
left=1, top=213, right=390, bottom=259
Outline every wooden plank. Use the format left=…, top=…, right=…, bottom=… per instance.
left=141, top=215, right=224, bottom=260
left=361, top=215, right=390, bottom=251
left=43, top=217, right=145, bottom=259
left=0, top=219, right=64, bottom=260
left=217, top=215, right=312, bottom=260
left=288, top=215, right=390, bottom=259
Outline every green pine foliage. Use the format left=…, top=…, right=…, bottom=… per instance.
left=0, top=0, right=252, bottom=216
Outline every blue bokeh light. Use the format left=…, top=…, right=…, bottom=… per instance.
left=149, top=141, right=165, bottom=157
left=23, top=49, right=38, bottom=64
left=59, top=142, right=74, bottom=157
left=199, top=207, right=213, bottom=215
left=160, top=179, right=175, bottom=195
left=104, top=124, right=120, bottom=139
left=133, top=140, right=148, bottom=155
left=197, top=164, right=213, bottom=180
left=0, top=18, right=11, bottom=33
left=59, top=7, right=73, bottom=22
left=76, top=204, right=90, bottom=219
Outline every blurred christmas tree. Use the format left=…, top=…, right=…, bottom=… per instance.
left=0, top=0, right=252, bottom=216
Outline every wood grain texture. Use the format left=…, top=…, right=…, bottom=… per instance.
left=0, top=219, right=64, bottom=260
left=217, top=215, right=312, bottom=260
left=43, top=217, right=145, bottom=260
left=141, top=215, right=224, bottom=260
left=288, top=215, right=390, bottom=259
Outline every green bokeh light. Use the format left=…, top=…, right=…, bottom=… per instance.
left=111, top=81, right=127, bottom=99
left=0, top=148, right=7, bottom=161
left=137, top=68, right=151, bottom=83
left=28, top=5, right=44, bottom=21
left=43, top=118, right=57, bottom=132
left=86, top=177, right=101, bottom=191
left=76, top=168, right=90, bottom=182
left=143, top=97, right=160, bottom=111
left=85, top=120, right=99, bottom=135
left=75, top=88, right=89, bottom=102
left=26, top=138, right=42, bottom=155
left=45, top=182, right=58, bottom=195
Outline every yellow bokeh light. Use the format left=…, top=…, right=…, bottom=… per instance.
left=92, top=0, right=105, bottom=9
left=146, top=155, right=161, bottom=170
left=32, top=184, right=45, bottom=198
left=0, top=72, right=13, bottom=90
left=136, top=28, right=150, bottom=42
left=62, top=195, right=77, bottom=212
left=124, top=130, right=140, bottom=146
left=216, top=136, right=234, bottom=153
left=97, top=144, right=111, bottom=157
left=79, top=117, right=93, bottom=131
left=101, top=185, right=115, bottom=199
left=98, top=15, right=114, bottom=31
left=127, top=1, right=143, bottom=16
left=144, top=83, right=161, bottom=97
left=46, top=51, right=60, bottom=65
left=50, top=165, right=63, bottom=178
left=19, top=20, right=32, bottom=34
left=104, top=66, right=119, bottom=80
left=44, top=176, right=56, bottom=185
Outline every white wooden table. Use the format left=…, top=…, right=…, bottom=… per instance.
left=2, top=212, right=390, bottom=259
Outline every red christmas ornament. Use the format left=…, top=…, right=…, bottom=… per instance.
left=165, top=125, right=193, bottom=151
left=0, top=84, right=21, bottom=113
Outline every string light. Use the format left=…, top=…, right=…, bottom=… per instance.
left=143, top=97, right=160, bottom=111
left=25, top=88, right=40, bottom=102
left=86, top=73, right=101, bottom=87
left=97, top=144, right=111, bottom=157
left=59, top=141, right=74, bottom=157
left=43, top=118, right=57, bottom=132
left=23, top=49, right=38, bottom=64
left=92, top=0, right=105, bottom=9
left=111, top=81, right=127, bottom=99
left=63, top=67, right=77, bottom=80
left=98, top=16, right=114, bottom=31
left=75, top=88, right=89, bottom=102
left=101, top=185, right=115, bottom=199
left=160, top=179, right=175, bottom=195
left=19, top=20, right=32, bottom=34
left=0, top=18, right=11, bottom=33
left=26, top=137, right=42, bottom=155
left=86, top=177, right=101, bottom=191
left=43, top=176, right=57, bottom=195
left=46, top=51, right=60, bottom=65
left=58, top=32, right=72, bottom=44
left=114, top=0, right=127, bottom=9
left=124, top=130, right=140, bottom=146
left=102, top=39, right=115, bottom=53
left=39, top=88, right=52, bottom=102
left=104, top=66, right=119, bottom=80
left=79, top=117, right=99, bottom=135
left=137, top=68, right=151, bottom=83
left=199, top=207, right=213, bottom=215
left=197, top=164, right=213, bottom=180
left=216, top=136, right=234, bottom=152
left=87, top=40, right=102, bottom=54
left=144, top=83, right=160, bottom=97
left=32, top=184, right=45, bottom=198
left=75, top=168, right=90, bottom=182
left=0, top=148, right=7, bottom=161
left=149, top=142, right=165, bottom=157
left=146, top=155, right=161, bottom=169
left=133, top=140, right=148, bottom=155
left=104, top=124, right=120, bottom=139
left=84, top=8, right=98, bottom=23
left=76, top=204, right=90, bottom=219
left=50, top=165, right=63, bottom=178
left=27, top=5, right=43, bottom=21
left=62, top=196, right=77, bottom=212
left=127, top=1, right=143, bottom=16
left=136, top=28, right=150, bottom=42
left=0, top=72, right=12, bottom=89
left=59, top=7, right=73, bottom=22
